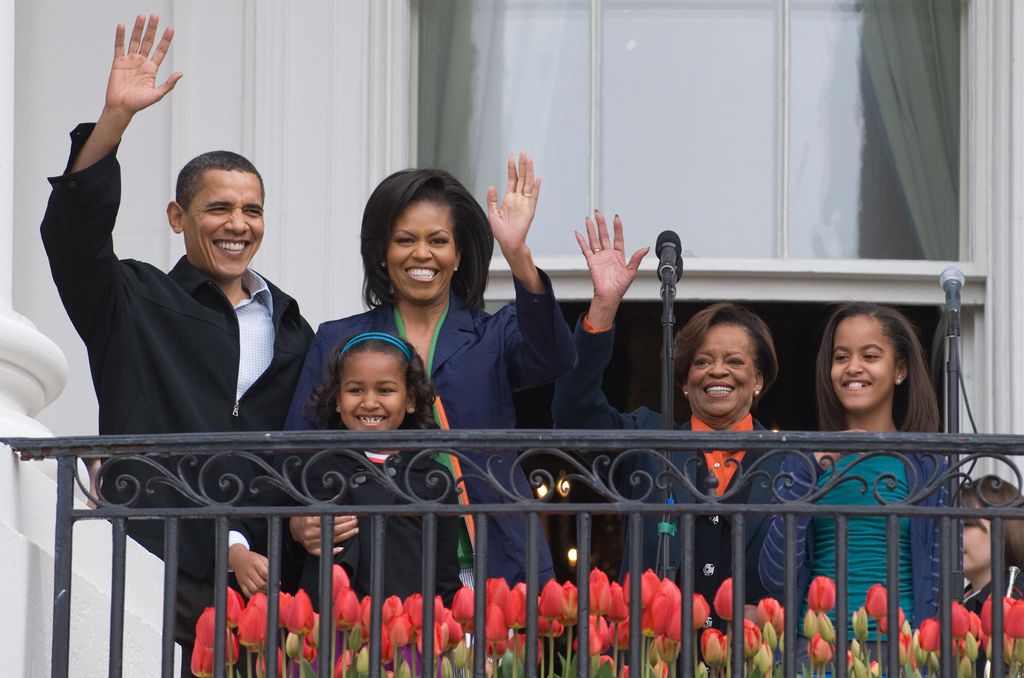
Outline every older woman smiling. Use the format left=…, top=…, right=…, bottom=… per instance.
left=551, top=212, right=781, bottom=627
left=284, top=152, right=575, bottom=585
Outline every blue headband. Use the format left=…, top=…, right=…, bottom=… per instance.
left=339, top=332, right=413, bottom=361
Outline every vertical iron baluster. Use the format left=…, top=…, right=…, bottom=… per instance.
left=938, top=514, right=953, bottom=677
left=679, top=513, right=694, bottom=678
left=730, top=514, right=744, bottom=674
left=213, top=516, right=229, bottom=678
left=319, top=513, right=333, bottom=678
left=834, top=515, right=848, bottom=678
left=576, top=512, right=591, bottom=678
left=51, top=455, right=75, bottom=678
left=265, top=517, right=282, bottom=678
left=991, top=517, right=1006, bottom=678
left=628, top=512, right=642, bottom=676
left=162, top=518, right=179, bottom=678
left=473, top=514, right=489, bottom=678
left=885, top=513, right=900, bottom=677
left=783, top=513, right=797, bottom=677
left=108, top=518, right=127, bottom=678
left=526, top=512, right=539, bottom=678
left=421, top=513, right=437, bottom=678
left=369, top=514, right=385, bottom=678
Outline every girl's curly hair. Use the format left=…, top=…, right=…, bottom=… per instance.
left=304, top=334, right=437, bottom=430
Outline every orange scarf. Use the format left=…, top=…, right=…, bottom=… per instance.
left=691, top=414, right=753, bottom=496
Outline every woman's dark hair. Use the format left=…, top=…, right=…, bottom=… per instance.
left=360, top=169, right=494, bottom=311
left=673, top=303, right=779, bottom=410
left=305, top=335, right=437, bottom=430
left=961, top=477, right=1024, bottom=571
left=814, top=302, right=939, bottom=433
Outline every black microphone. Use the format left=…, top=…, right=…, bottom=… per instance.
left=656, top=230, right=682, bottom=284
left=940, top=266, right=964, bottom=337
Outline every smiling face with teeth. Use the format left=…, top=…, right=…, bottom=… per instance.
left=335, top=350, right=416, bottom=432
left=386, top=202, right=461, bottom=312
left=829, top=315, right=907, bottom=431
left=167, top=169, right=265, bottom=306
left=685, top=324, right=764, bottom=429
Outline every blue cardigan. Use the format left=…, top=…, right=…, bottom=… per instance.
left=758, top=451, right=947, bottom=627
left=284, top=272, right=576, bottom=584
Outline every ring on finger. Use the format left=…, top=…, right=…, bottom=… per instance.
left=593, top=247, right=601, bottom=253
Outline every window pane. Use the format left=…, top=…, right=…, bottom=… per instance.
left=601, top=1, right=778, bottom=258
left=788, top=0, right=960, bottom=260
left=418, top=0, right=589, bottom=256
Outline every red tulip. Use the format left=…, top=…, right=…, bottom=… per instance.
left=590, top=568, right=613, bottom=617
left=196, top=607, right=216, bottom=650
left=285, top=589, right=315, bottom=635
left=693, top=593, right=712, bottom=630
left=485, top=604, right=508, bottom=642
left=451, top=586, right=475, bottom=630
left=899, top=630, right=915, bottom=667
left=539, top=579, right=564, bottom=620
left=808, top=634, right=833, bottom=666
left=918, top=618, right=941, bottom=653
left=190, top=642, right=213, bottom=678
left=701, top=628, right=727, bottom=666
left=226, top=587, right=244, bottom=628
left=877, top=607, right=905, bottom=637
left=640, top=570, right=661, bottom=610
left=713, top=577, right=734, bottom=621
left=969, top=610, right=982, bottom=640
left=387, top=612, right=414, bottom=648
left=485, top=578, right=510, bottom=611
left=537, top=616, right=565, bottom=638
left=277, top=592, right=293, bottom=629
left=332, top=564, right=350, bottom=598
left=952, top=601, right=971, bottom=638
left=247, top=592, right=268, bottom=613
left=981, top=596, right=1012, bottom=638
left=864, top=584, right=887, bottom=620
left=237, top=602, right=267, bottom=650
left=503, top=582, right=526, bottom=630
left=743, top=618, right=762, bottom=659
left=404, top=593, right=425, bottom=629
left=807, top=576, right=836, bottom=614
left=302, top=634, right=317, bottom=662
left=359, top=596, right=372, bottom=637
left=334, top=587, right=360, bottom=630
left=381, top=595, right=403, bottom=626
left=334, top=649, right=353, bottom=678
left=559, top=582, right=579, bottom=627
left=588, top=614, right=611, bottom=656
left=607, top=582, right=629, bottom=623
left=756, top=597, right=784, bottom=634
left=442, top=610, right=463, bottom=651
left=653, top=634, right=680, bottom=664
left=416, top=620, right=446, bottom=657
left=256, top=647, right=283, bottom=678
left=1007, top=599, right=1024, bottom=639
left=379, top=626, right=394, bottom=664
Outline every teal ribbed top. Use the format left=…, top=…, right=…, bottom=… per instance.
left=810, top=454, right=914, bottom=639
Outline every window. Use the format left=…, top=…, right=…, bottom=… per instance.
left=417, top=0, right=961, bottom=261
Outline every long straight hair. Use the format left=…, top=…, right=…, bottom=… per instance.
left=815, top=302, right=940, bottom=433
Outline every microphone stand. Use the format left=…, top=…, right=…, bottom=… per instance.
left=944, top=279, right=963, bottom=603
left=655, top=274, right=677, bottom=579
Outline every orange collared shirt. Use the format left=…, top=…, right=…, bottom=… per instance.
left=691, top=414, right=753, bottom=496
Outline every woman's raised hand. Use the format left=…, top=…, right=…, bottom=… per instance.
left=577, top=212, right=649, bottom=329
left=487, top=150, right=544, bottom=292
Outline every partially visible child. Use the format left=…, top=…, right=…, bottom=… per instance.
left=232, top=332, right=461, bottom=604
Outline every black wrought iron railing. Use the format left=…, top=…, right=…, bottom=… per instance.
left=9, top=430, right=1024, bottom=678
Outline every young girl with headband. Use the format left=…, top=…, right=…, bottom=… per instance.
left=230, top=332, right=461, bottom=604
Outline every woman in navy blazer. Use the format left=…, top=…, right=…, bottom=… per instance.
left=284, top=152, right=575, bottom=585
left=551, top=213, right=782, bottom=626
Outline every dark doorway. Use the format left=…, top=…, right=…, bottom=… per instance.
left=514, top=299, right=943, bottom=581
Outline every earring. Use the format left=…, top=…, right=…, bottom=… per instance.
left=896, top=377, right=904, bottom=385
left=754, top=389, right=761, bottom=398
left=379, top=262, right=386, bottom=268
left=407, top=405, right=416, bottom=413
left=682, top=389, right=689, bottom=399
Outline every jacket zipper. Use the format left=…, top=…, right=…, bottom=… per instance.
left=232, top=401, right=240, bottom=417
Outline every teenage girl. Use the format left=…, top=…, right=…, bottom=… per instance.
left=759, top=302, right=946, bottom=635
left=232, top=332, right=461, bottom=604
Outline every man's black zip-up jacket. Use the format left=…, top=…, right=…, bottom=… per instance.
left=41, top=123, right=314, bottom=580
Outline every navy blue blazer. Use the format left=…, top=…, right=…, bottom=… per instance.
left=285, top=272, right=576, bottom=583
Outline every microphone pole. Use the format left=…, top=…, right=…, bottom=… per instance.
left=655, top=231, right=682, bottom=579
left=940, top=266, right=964, bottom=434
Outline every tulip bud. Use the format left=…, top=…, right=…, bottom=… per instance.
left=347, top=624, right=363, bottom=653
left=871, top=659, right=884, bottom=677
left=440, top=655, right=453, bottom=678
left=395, top=660, right=412, bottom=678
left=700, top=628, right=727, bottom=667
left=754, top=643, right=773, bottom=674
left=817, top=612, right=836, bottom=643
left=965, top=631, right=979, bottom=663
left=850, top=639, right=862, bottom=660
left=743, top=619, right=762, bottom=659
left=803, top=609, right=819, bottom=639
left=958, top=655, right=973, bottom=678
left=285, top=631, right=302, bottom=659
left=762, top=622, right=778, bottom=652
left=307, top=614, right=319, bottom=648
left=453, top=638, right=469, bottom=669
left=807, top=576, right=837, bottom=614
left=808, top=634, right=833, bottom=666
left=852, top=607, right=869, bottom=642
left=864, top=584, right=887, bottom=620
left=355, top=646, right=369, bottom=675
left=852, top=656, right=868, bottom=678
left=918, top=618, right=940, bottom=654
